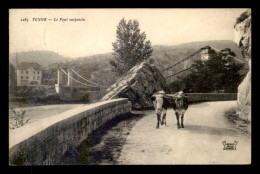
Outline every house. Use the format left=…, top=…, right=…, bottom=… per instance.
left=16, top=62, right=43, bottom=86
left=200, top=46, right=218, bottom=61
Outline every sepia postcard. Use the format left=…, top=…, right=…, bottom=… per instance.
left=9, top=8, right=251, bottom=165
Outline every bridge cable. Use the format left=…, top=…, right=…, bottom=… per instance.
left=69, top=68, right=100, bottom=86
left=60, top=68, right=99, bottom=88
left=161, top=47, right=246, bottom=73
left=165, top=66, right=194, bottom=79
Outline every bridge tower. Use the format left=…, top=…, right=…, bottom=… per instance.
left=55, top=68, right=63, bottom=93
left=67, top=68, right=76, bottom=88
left=55, top=67, right=100, bottom=101
left=55, top=68, right=82, bottom=101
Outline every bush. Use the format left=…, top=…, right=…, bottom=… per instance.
left=9, top=107, right=30, bottom=129
left=80, top=93, right=90, bottom=104
left=30, top=94, right=61, bottom=104
left=10, top=86, right=60, bottom=104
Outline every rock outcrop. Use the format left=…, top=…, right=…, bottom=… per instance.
left=234, top=9, right=251, bottom=121
left=101, top=60, right=169, bottom=109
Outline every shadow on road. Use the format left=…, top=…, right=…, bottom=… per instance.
left=77, top=111, right=145, bottom=165
left=183, top=125, right=240, bottom=137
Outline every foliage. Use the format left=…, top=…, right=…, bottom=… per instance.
left=9, top=107, right=29, bottom=129
left=235, top=10, right=250, bottom=25
left=32, top=94, right=61, bottom=104
left=169, top=52, right=244, bottom=93
left=111, top=18, right=153, bottom=75
left=9, top=63, right=17, bottom=87
left=9, top=86, right=61, bottom=104
left=80, top=93, right=90, bottom=104
left=91, top=69, right=119, bottom=89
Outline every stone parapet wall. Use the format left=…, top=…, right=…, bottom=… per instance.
left=9, top=98, right=131, bottom=165
left=168, top=93, right=237, bottom=103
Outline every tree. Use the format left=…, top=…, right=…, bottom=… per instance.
left=9, top=63, right=17, bottom=88
left=111, top=18, right=153, bottom=75
left=80, top=93, right=90, bottom=104
left=170, top=51, right=244, bottom=93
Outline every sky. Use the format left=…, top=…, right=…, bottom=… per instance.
left=9, top=8, right=248, bottom=58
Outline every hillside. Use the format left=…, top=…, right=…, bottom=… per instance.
left=65, top=53, right=117, bottom=88
left=9, top=40, right=242, bottom=70
left=67, top=40, right=243, bottom=81
left=10, top=40, right=244, bottom=92
left=9, top=51, right=68, bottom=67
left=9, top=40, right=246, bottom=103
left=151, top=40, right=244, bottom=70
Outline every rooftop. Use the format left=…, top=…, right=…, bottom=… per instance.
left=17, top=62, right=43, bottom=70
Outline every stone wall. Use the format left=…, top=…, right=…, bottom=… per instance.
left=9, top=98, right=131, bottom=165
left=177, top=93, right=237, bottom=103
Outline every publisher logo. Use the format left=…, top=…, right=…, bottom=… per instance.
left=222, top=141, right=238, bottom=150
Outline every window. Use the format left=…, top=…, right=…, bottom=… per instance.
left=26, top=76, right=28, bottom=79
left=21, top=76, right=23, bottom=79
left=33, top=71, right=35, bottom=74
left=26, top=71, right=28, bottom=74
left=37, top=76, right=40, bottom=80
left=21, top=71, right=23, bottom=74
left=33, top=76, right=35, bottom=80
left=38, top=71, right=39, bottom=74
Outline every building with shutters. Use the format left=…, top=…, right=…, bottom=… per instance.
left=16, top=62, right=42, bottom=86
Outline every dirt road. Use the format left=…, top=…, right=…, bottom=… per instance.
left=117, top=101, right=251, bottom=164
left=9, top=101, right=250, bottom=164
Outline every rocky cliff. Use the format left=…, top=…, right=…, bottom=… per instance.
left=101, top=60, right=169, bottom=109
left=234, top=9, right=251, bottom=121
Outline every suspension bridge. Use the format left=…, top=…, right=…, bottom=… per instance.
left=55, top=68, right=100, bottom=101
left=161, top=46, right=247, bottom=84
